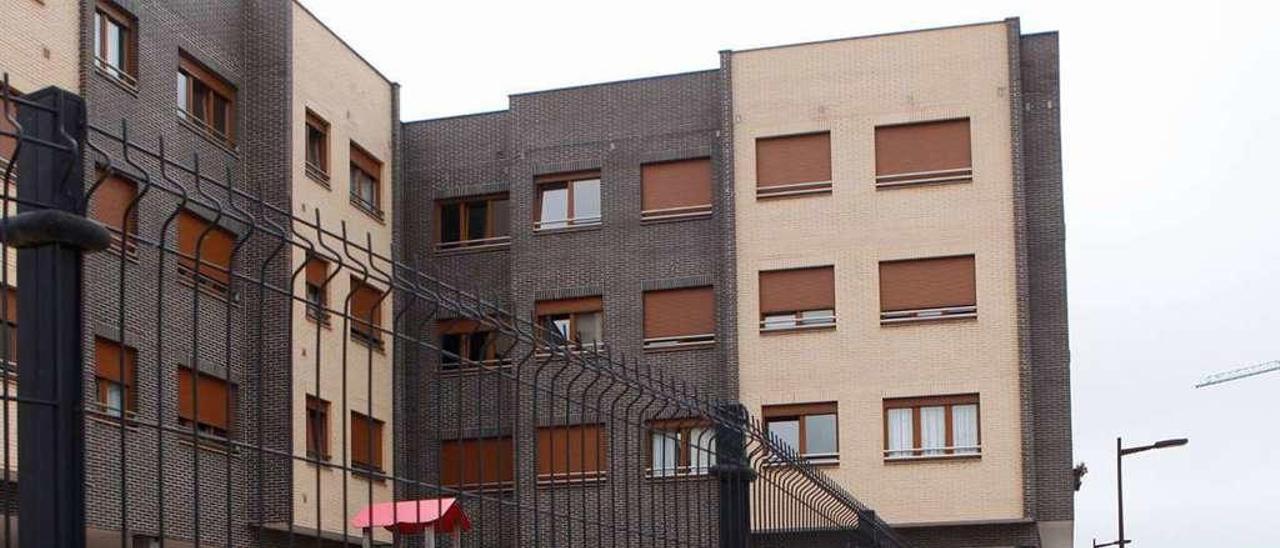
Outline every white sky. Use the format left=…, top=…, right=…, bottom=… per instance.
left=299, top=1, right=1280, bottom=545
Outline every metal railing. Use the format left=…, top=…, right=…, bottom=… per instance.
left=0, top=79, right=909, bottom=548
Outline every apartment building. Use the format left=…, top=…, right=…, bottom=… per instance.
left=0, top=2, right=1068, bottom=547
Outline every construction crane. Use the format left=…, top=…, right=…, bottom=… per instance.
left=1195, top=360, right=1280, bottom=388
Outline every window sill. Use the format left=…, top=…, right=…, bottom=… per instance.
left=759, top=323, right=837, bottom=335
left=304, top=312, right=333, bottom=330
left=93, top=65, right=139, bottom=96
left=532, top=223, right=602, bottom=236
left=177, top=272, right=237, bottom=305
left=86, top=408, right=142, bottom=430
left=305, top=165, right=331, bottom=188
left=643, top=339, right=716, bottom=353
left=176, top=434, right=240, bottom=457
left=352, top=466, right=388, bottom=483
left=434, top=238, right=511, bottom=256
left=880, top=307, right=978, bottom=326
left=640, top=207, right=712, bottom=225
left=349, top=196, right=386, bottom=224
left=884, top=453, right=981, bottom=464
left=875, top=168, right=973, bottom=189
left=350, top=331, right=387, bottom=353
left=763, top=455, right=840, bottom=467
left=536, top=473, right=607, bottom=488
left=176, top=115, right=238, bottom=157
left=645, top=470, right=713, bottom=481
left=756, top=181, right=832, bottom=200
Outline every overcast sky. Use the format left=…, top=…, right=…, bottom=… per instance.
left=298, top=1, right=1280, bottom=545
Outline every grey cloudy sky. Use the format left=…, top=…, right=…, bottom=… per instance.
left=298, top=1, right=1280, bottom=545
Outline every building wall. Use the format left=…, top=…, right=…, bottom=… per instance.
left=289, top=1, right=396, bottom=540
left=0, top=0, right=81, bottom=93
left=730, top=21, right=1026, bottom=525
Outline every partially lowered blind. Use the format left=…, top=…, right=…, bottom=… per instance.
left=535, top=296, right=602, bottom=317
left=177, top=367, right=232, bottom=432
left=758, top=266, right=835, bottom=315
left=641, top=158, right=712, bottom=215
left=351, top=412, right=384, bottom=470
left=643, top=286, right=714, bottom=339
left=441, top=437, right=514, bottom=488
left=176, top=210, right=235, bottom=287
left=90, top=174, right=138, bottom=236
left=536, top=424, right=606, bottom=481
left=879, top=255, right=976, bottom=312
left=875, top=119, right=972, bottom=186
left=756, top=132, right=831, bottom=191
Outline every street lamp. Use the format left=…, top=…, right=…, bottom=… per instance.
left=1093, top=437, right=1189, bottom=548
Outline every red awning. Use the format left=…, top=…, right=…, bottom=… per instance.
left=351, top=498, right=472, bottom=535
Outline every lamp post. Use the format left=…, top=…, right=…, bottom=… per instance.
left=1093, top=437, right=1188, bottom=547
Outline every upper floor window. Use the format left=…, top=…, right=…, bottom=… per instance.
left=441, top=436, right=514, bottom=491
left=763, top=402, right=838, bottom=463
left=177, top=52, right=236, bottom=145
left=90, top=172, right=139, bottom=255
left=535, top=296, right=603, bottom=350
left=534, top=171, right=601, bottom=231
left=438, top=318, right=514, bottom=371
left=351, top=411, right=385, bottom=473
left=93, top=1, right=138, bottom=86
left=94, top=337, right=137, bottom=417
left=755, top=132, right=832, bottom=198
left=176, top=210, right=235, bottom=296
left=1, top=85, right=21, bottom=171
left=304, top=110, right=329, bottom=182
left=758, top=266, right=836, bottom=332
left=536, top=424, right=606, bottom=485
left=879, top=255, right=977, bottom=324
left=436, top=194, right=510, bottom=252
left=884, top=394, right=980, bottom=460
left=305, top=395, right=331, bottom=461
left=303, top=255, right=329, bottom=324
left=643, top=286, right=715, bottom=350
left=0, top=287, right=14, bottom=369
left=177, top=366, right=235, bottom=438
left=647, top=418, right=716, bottom=478
left=349, top=142, right=383, bottom=219
left=874, top=118, right=972, bottom=188
left=641, top=158, right=712, bottom=222
left=349, top=277, right=385, bottom=349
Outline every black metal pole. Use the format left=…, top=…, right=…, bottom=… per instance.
left=14, top=87, right=92, bottom=548
left=1117, top=437, right=1125, bottom=548
left=715, top=403, right=755, bottom=548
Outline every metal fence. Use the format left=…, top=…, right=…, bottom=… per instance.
left=0, top=81, right=908, bottom=548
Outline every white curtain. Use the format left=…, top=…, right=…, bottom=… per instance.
left=886, top=408, right=913, bottom=458
left=651, top=430, right=680, bottom=477
left=689, top=427, right=717, bottom=474
left=920, top=406, right=946, bottom=456
left=952, top=404, right=979, bottom=454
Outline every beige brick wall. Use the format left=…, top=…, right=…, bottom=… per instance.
left=731, top=22, right=1023, bottom=524
left=290, top=2, right=396, bottom=538
left=0, top=0, right=80, bottom=94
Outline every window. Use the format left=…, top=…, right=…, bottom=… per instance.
left=440, top=437, right=514, bottom=490
left=303, top=255, right=329, bottom=324
left=643, top=286, right=715, bottom=350
left=534, top=171, right=601, bottom=230
left=305, top=395, right=330, bottom=461
left=536, top=424, right=606, bottom=484
left=1, top=286, right=15, bottom=369
left=177, top=366, right=235, bottom=438
left=436, top=194, right=510, bottom=252
left=1, top=86, right=20, bottom=172
left=758, top=266, right=836, bottom=331
left=755, top=132, right=832, bottom=198
left=535, top=296, right=603, bottom=350
left=884, top=394, right=980, bottom=460
left=304, top=110, right=329, bottom=182
left=93, top=1, right=137, bottom=86
left=647, top=418, right=716, bottom=478
left=177, top=52, right=236, bottom=145
left=875, top=118, right=972, bottom=188
left=132, top=535, right=160, bottom=548
left=438, top=319, right=514, bottom=371
left=763, top=402, right=838, bottom=463
left=90, top=172, right=139, bottom=254
left=94, top=338, right=137, bottom=417
left=349, top=277, right=384, bottom=348
left=349, top=143, right=382, bottom=218
left=176, top=210, right=235, bottom=296
left=351, top=411, right=384, bottom=473
left=641, top=158, right=712, bottom=221
left=879, top=255, right=977, bottom=323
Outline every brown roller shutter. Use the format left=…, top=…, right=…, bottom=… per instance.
left=875, top=119, right=972, bottom=176
left=441, top=437, right=515, bottom=488
left=537, top=424, right=606, bottom=480
left=643, top=286, right=714, bottom=339
left=756, top=132, right=831, bottom=188
left=305, top=257, right=328, bottom=286
left=2, top=286, right=14, bottom=323
left=2, top=287, right=15, bottom=365
left=641, top=158, right=712, bottom=212
left=177, top=367, right=231, bottom=432
left=758, top=267, right=835, bottom=315
left=90, top=174, right=138, bottom=235
left=177, top=210, right=234, bottom=286
left=879, top=255, right=976, bottom=312
left=350, top=143, right=382, bottom=179
left=0, top=86, right=18, bottom=166
left=350, top=278, right=384, bottom=334
left=351, top=412, right=383, bottom=470
left=535, top=296, right=602, bottom=316
left=762, top=402, right=837, bottom=418
left=96, top=338, right=138, bottom=411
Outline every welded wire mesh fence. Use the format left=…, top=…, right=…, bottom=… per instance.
left=0, top=79, right=908, bottom=548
